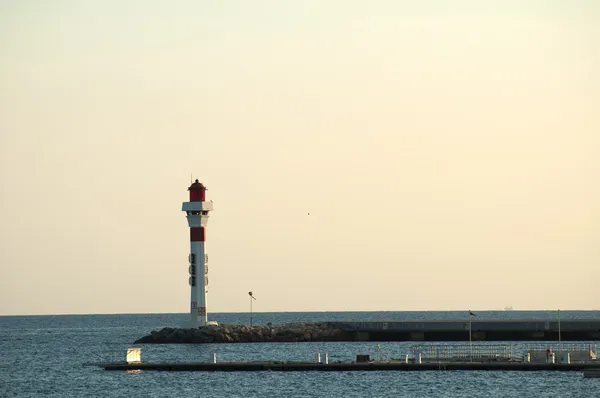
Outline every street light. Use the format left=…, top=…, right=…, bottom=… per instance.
left=468, top=310, right=476, bottom=362
left=249, top=291, right=256, bottom=326
left=558, top=309, right=561, bottom=349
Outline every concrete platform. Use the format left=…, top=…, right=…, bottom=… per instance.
left=329, top=320, right=600, bottom=341
left=102, top=361, right=600, bottom=372
left=134, top=319, right=600, bottom=344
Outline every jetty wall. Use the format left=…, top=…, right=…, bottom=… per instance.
left=103, top=361, right=600, bottom=372
left=134, top=320, right=600, bottom=344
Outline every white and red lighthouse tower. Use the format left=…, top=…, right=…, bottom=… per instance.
left=182, top=180, right=213, bottom=327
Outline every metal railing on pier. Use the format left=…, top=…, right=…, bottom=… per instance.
left=526, top=343, right=596, bottom=363
left=409, top=344, right=514, bottom=362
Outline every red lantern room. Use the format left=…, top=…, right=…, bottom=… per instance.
left=188, top=179, right=206, bottom=202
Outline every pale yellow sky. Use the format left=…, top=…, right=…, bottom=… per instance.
left=1, top=1, right=598, bottom=315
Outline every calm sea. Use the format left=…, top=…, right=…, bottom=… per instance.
left=0, top=311, right=598, bottom=397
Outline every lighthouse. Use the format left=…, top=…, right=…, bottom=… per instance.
left=182, top=179, right=213, bottom=327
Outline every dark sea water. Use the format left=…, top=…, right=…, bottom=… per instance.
left=1, top=311, right=599, bottom=397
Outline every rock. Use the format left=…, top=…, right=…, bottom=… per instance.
left=133, top=335, right=154, bottom=344
left=200, top=327, right=213, bottom=336
left=133, top=322, right=349, bottom=344
left=164, top=332, right=178, bottom=343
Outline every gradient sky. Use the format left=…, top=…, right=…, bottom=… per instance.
left=1, top=1, right=598, bottom=315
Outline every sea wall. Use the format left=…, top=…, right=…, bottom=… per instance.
left=133, top=319, right=600, bottom=343
left=134, top=322, right=347, bottom=344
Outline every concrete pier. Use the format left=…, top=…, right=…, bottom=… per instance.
left=134, top=319, right=600, bottom=344
left=329, top=319, right=600, bottom=341
left=102, top=361, right=600, bottom=372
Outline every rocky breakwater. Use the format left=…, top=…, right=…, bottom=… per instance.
left=134, top=322, right=347, bottom=344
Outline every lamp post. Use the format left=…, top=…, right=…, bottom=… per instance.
left=249, top=291, right=256, bottom=326
left=468, top=310, right=476, bottom=362
left=558, top=309, right=561, bottom=348
left=469, top=313, right=472, bottom=362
